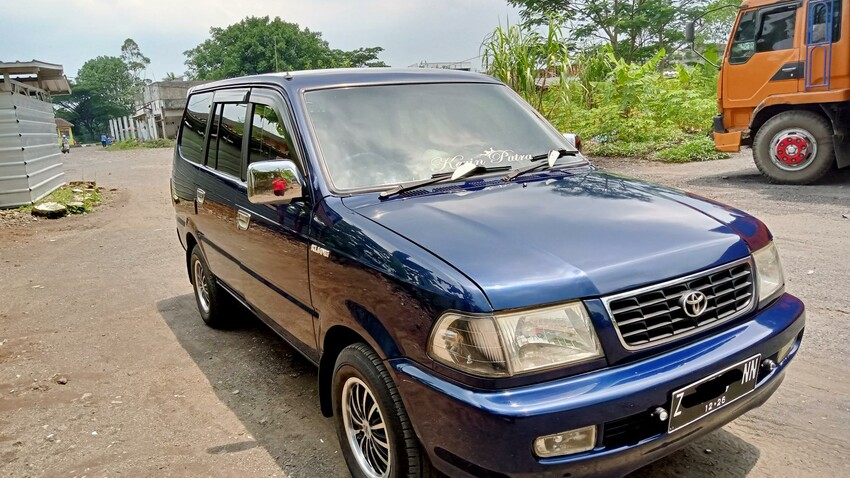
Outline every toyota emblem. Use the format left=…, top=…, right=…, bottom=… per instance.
left=681, top=290, right=708, bottom=318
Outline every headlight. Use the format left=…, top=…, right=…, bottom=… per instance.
left=428, top=302, right=603, bottom=377
left=753, top=242, right=785, bottom=307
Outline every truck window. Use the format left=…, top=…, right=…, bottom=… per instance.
left=729, top=11, right=757, bottom=64
left=809, top=0, right=842, bottom=44
left=178, top=92, right=213, bottom=163
left=248, top=103, right=295, bottom=164
left=756, top=6, right=797, bottom=53
left=206, top=102, right=248, bottom=178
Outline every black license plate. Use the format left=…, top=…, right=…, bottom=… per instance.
left=668, top=354, right=761, bottom=433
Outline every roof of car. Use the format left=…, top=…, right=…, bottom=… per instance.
left=191, top=68, right=501, bottom=94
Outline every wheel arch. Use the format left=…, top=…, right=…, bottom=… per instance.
left=185, top=232, right=198, bottom=284
left=748, top=104, right=828, bottom=145
left=319, top=325, right=383, bottom=417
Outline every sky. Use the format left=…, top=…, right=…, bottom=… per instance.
left=0, top=0, right=520, bottom=80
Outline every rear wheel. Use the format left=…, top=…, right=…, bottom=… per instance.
left=752, top=110, right=834, bottom=184
left=189, top=245, right=232, bottom=328
left=332, top=343, right=439, bottom=478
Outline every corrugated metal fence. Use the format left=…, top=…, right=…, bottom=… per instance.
left=0, top=83, right=65, bottom=208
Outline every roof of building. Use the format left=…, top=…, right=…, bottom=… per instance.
left=55, top=118, right=74, bottom=127
left=0, top=60, right=71, bottom=95
left=190, top=68, right=500, bottom=94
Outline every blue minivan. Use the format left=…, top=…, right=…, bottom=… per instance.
left=171, top=69, right=805, bottom=478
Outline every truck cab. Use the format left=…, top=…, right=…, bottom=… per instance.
left=714, top=0, right=850, bottom=183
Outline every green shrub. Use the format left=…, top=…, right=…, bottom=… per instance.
left=654, top=136, right=729, bottom=163
left=583, top=141, right=655, bottom=158
left=484, top=22, right=724, bottom=163
left=107, top=139, right=140, bottom=150
left=107, top=138, right=175, bottom=150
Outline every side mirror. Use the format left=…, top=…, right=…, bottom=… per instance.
left=247, top=160, right=306, bottom=205
left=562, top=132, right=582, bottom=152
left=685, top=22, right=695, bottom=44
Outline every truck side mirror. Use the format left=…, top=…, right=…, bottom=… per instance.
left=685, top=22, right=696, bottom=44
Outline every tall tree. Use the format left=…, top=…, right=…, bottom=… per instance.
left=54, top=56, right=136, bottom=140
left=508, top=0, right=708, bottom=63
left=120, top=38, right=151, bottom=84
left=184, top=16, right=387, bottom=80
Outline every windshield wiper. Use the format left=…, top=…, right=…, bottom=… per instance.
left=502, top=148, right=578, bottom=182
left=380, top=162, right=511, bottom=199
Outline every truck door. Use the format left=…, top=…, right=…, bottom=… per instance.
left=722, top=3, right=803, bottom=111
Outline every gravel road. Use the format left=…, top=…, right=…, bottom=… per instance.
left=0, top=146, right=847, bottom=478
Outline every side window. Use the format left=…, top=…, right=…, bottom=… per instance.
left=756, top=7, right=797, bottom=53
left=178, top=92, right=212, bottom=163
left=729, top=11, right=757, bottom=64
left=248, top=103, right=296, bottom=165
left=205, top=102, right=248, bottom=178
left=809, top=0, right=842, bottom=44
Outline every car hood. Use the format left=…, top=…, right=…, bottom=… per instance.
left=343, top=169, right=754, bottom=311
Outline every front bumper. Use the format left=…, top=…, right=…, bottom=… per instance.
left=391, top=293, right=805, bottom=478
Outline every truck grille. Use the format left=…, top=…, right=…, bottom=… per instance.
left=604, top=260, right=754, bottom=349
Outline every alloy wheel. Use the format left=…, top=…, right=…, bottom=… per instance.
left=341, top=377, right=391, bottom=478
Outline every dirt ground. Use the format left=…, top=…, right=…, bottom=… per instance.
left=0, top=146, right=848, bottom=478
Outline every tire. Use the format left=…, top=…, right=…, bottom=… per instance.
left=752, top=110, right=835, bottom=184
left=332, top=343, right=439, bottom=478
left=189, top=245, right=232, bottom=328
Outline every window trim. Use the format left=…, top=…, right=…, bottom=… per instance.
left=246, top=87, right=310, bottom=181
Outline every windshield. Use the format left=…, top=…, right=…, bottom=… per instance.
left=304, top=83, right=580, bottom=191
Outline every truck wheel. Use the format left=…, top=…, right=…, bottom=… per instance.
left=189, top=245, right=232, bottom=328
left=332, top=343, right=439, bottom=478
left=752, top=110, right=834, bottom=184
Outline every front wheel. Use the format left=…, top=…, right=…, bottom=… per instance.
left=332, top=343, right=438, bottom=478
left=752, top=110, right=835, bottom=184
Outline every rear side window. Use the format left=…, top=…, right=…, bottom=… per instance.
left=756, top=6, right=797, bottom=53
left=808, top=0, right=842, bottom=44
left=179, top=92, right=213, bottom=163
left=205, top=102, right=248, bottom=178
left=248, top=103, right=295, bottom=164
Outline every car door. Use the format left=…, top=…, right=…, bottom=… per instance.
left=233, top=88, right=317, bottom=360
left=194, top=88, right=251, bottom=297
left=722, top=3, right=803, bottom=110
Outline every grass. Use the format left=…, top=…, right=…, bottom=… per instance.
left=17, top=185, right=103, bottom=214
left=107, top=138, right=175, bottom=150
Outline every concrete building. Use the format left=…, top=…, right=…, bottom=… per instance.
left=0, top=60, right=70, bottom=208
left=133, top=80, right=209, bottom=139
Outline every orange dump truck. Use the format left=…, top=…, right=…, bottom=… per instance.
left=712, top=0, right=848, bottom=184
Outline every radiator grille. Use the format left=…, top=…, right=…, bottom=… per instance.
left=605, top=261, right=754, bottom=349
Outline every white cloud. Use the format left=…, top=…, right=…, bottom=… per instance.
left=0, top=0, right=518, bottom=79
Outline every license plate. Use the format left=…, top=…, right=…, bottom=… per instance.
left=668, top=354, right=761, bottom=433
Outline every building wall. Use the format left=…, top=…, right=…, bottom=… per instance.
left=135, top=80, right=210, bottom=140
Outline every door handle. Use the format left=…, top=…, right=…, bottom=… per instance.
left=196, top=188, right=206, bottom=205
left=237, top=210, right=251, bottom=231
